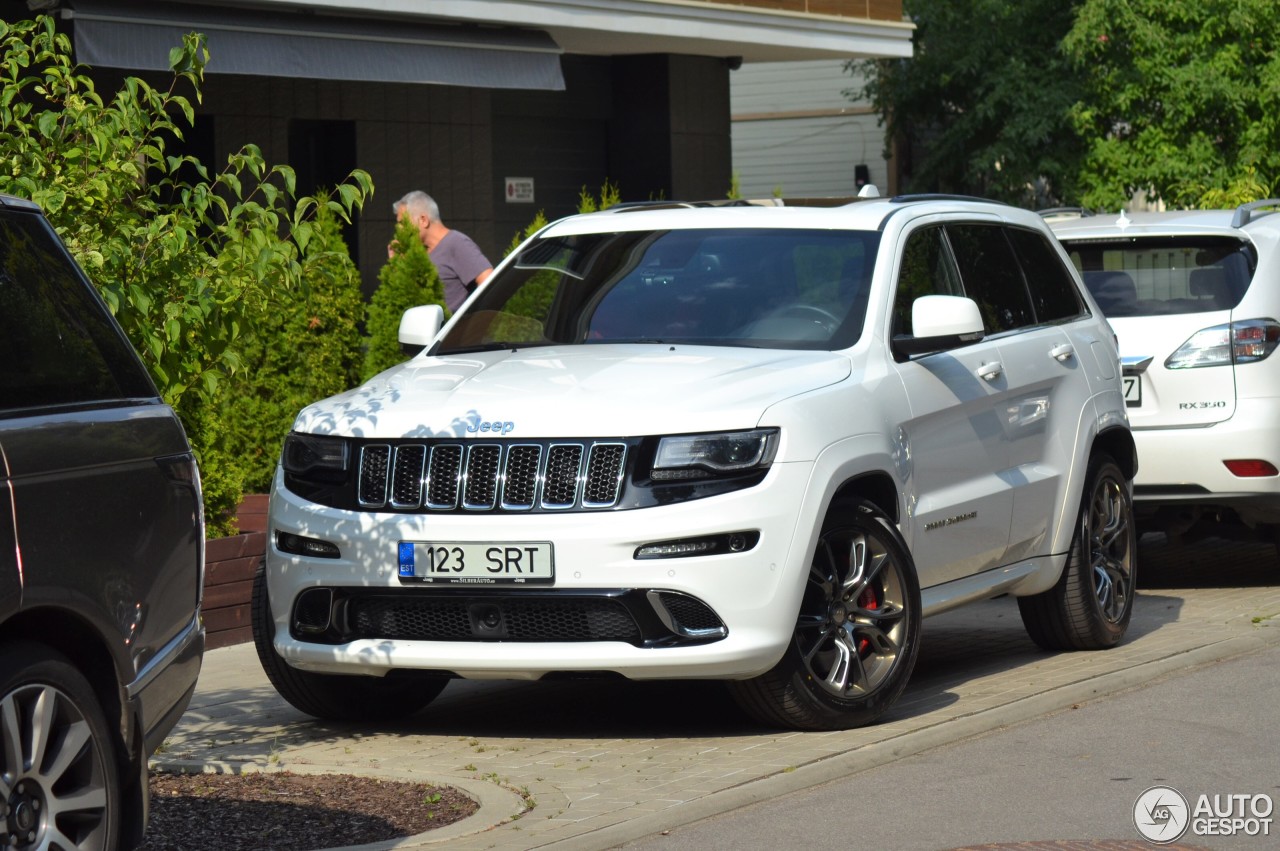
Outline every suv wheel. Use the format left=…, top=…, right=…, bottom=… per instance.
left=0, top=644, right=119, bottom=851
left=1018, top=454, right=1136, bottom=650
left=251, top=566, right=448, bottom=722
left=730, top=499, right=921, bottom=730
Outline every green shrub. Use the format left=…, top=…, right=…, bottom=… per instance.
left=0, top=16, right=371, bottom=535
left=363, top=215, right=446, bottom=380
left=221, top=197, right=365, bottom=494
left=576, top=180, right=621, bottom=214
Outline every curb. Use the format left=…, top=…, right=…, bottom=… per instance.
left=538, top=630, right=1278, bottom=850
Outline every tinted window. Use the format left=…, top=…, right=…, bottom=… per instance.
left=436, top=228, right=881, bottom=353
left=946, top=224, right=1033, bottom=333
left=0, top=210, right=154, bottom=412
left=1006, top=227, right=1085, bottom=322
left=892, top=226, right=963, bottom=336
left=1062, top=236, right=1252, bottom=317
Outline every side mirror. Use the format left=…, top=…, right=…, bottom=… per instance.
left=398, top=304, right=445, bottom=357
left=891, top=295, right=985, bottom=358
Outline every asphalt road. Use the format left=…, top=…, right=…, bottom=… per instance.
left=619, top=541, right=1280, bottom=851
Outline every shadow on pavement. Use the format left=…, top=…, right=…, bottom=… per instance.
left=1137, top=532, right=1277, bottom=590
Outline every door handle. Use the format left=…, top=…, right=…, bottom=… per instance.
left=976, top=361, right=1003, bottom=381
left=1049, top=343, right=1075, bottom=362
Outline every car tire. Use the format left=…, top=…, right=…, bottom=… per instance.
left=0, top=643, right=121, bottom=851
left=1018, top=453, right=1136, bottom=651
left=251, top=564, right=448, bottom=722
left=729, top=498, right=922, bottom=731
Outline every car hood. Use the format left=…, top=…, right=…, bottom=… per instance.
left=292, top=344, right=851, bottom=439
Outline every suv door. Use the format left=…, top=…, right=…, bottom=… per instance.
left=0, top=449, right=18, bottom=622
left=948, top=223, right=1097, bottom=562
left=889, top=223, right=1014, bottom=586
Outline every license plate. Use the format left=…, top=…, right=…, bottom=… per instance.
left=398, top=541, right=554, bottom=584
left=1123, top=375, right=1142, bottom=407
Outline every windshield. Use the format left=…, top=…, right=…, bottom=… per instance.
left=433, top=228, right=880, bottom=354
left=1062, top=236, right=1254, bottom=317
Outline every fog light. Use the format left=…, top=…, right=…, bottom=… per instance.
left=276, top=531, right=341, bottom=559
left=293, top=588, right=334, bottom=634
left=634, top=531, right=760, bottom=560
left=1223, top=459, right=1279, bottom=478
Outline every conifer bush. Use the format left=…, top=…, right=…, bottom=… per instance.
left=362, top=215, right=446, bottom=380
left=222, top=198, right=366, bottom=494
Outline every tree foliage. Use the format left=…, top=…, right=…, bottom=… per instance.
left=1064, top=0, right=1280, bottom=209
left=0, top=16, right=372, bottom=533
left=362, top=214, right=445, bottom=380
left=854, top=0, right=1085, bottom=205
left=859, top=0, right=1280, bottom=210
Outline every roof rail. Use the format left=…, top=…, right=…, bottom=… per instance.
left=607, top=196, right=870, bottom=213
left=1231, top=198, right=1280, bottom=228
left=1037, top=206, right=1093, bottom=220
left=890, top=193, right=1006, bottom=206
left=608, top=199, right=757, bottom=213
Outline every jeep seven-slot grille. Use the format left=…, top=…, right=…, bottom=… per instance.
left=357, top=441, right=627, bottom=512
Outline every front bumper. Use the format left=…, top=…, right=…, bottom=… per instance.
left=264, top=460, right=819, bottom=681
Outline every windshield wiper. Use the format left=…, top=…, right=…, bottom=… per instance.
left=436, top=341, right=527, bottom=355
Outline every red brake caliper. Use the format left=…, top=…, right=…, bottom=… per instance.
left=855, top=586, right=879, bottom=655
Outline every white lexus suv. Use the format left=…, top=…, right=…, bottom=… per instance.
left=254, top=194, right=1137, bottom=731
left=1049, top=202, right=1280, bottom=550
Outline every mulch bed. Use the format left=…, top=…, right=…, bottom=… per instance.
left=137, top=771, right=480, bottom=851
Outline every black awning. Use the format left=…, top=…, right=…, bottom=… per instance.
left=63, top=1, right=565, bottom=90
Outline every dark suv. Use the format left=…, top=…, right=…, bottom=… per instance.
left=0, top=194, right=204, bottom=849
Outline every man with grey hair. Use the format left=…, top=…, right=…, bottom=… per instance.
left=392, top=191, right=493, bottom=312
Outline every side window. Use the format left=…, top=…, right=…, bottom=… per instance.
left=892, top=226, right=963, bottom=336
left=1005, top=227, right=1085, bottom=323
left=946, top=224, right=1033, bottom=333
left=0, top=211, right=153, bottom=412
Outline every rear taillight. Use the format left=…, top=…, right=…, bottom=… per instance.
left=1223, top=459, right=1279, bottom=478
left=1165, top=319, right=1280, bottom=369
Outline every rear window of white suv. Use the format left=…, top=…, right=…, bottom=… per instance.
left=1062, top=236, right=1253, bottom=317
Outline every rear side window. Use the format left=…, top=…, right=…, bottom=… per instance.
left=1062, top=236, right=1253, bottom=317
left=1006, top=227, right=1086, bottom=323
left=0, top=209, right=154, bottom=412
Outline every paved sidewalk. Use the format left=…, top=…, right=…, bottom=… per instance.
left=154, top=536, right=1280, bottom=850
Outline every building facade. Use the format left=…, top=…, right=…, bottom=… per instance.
left=13, top=0, right=911, bottom=292
left=731, top=60, right=892, bottom=200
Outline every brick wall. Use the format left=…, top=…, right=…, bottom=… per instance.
left=202, top=494, right=268, bottom=650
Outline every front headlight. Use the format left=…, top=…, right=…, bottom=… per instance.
left=281, top=432, right=350, bottom=483
left=651, top=429, right=779, bottom=481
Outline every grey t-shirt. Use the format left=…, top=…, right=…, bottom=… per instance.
left=430, top=230, right=492, bottom=312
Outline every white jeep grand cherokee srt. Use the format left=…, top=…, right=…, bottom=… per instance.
left=253, top=193, right=1138, bottom=731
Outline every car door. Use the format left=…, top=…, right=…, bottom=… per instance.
left=889, top=222, right=1014, bottom=587
left=0, top=443, right=19, bottom=623
left=948, top=223, right=1096, bottom=563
